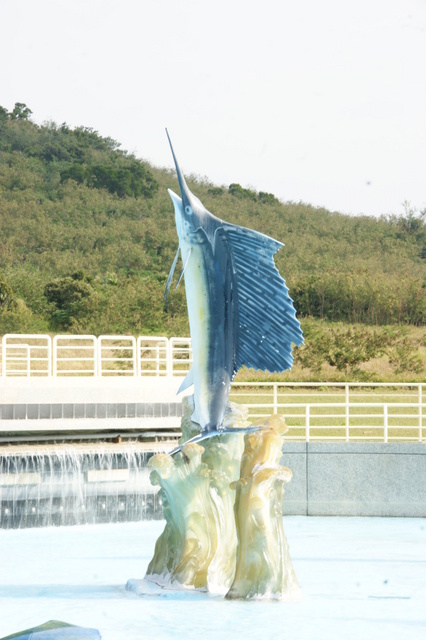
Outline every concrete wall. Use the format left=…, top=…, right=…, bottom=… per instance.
left=281, top=442, right=426, bottom=517
left=0, top=376, right=190, bottom=404
left=0, top=378, right=189, bottom=439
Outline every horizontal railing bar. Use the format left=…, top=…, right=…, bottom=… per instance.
left=232, top=381, right=423, bottom=387
left=4, top=368, right=48, bottom=373
left=99, top=358, right=135, bottom=362
left=55, top=369, right=95, bottom=372
left=54, top=372, right=95, bottom=375
left=56, top=347, right=95, bottom=351
left=303, top=414, right=384, bottom=419
left=240, top=400, right=422, bottom=407
left=99, top=347, right=135, bottom=351
left=98, top=371, right=135, bottom=374
left=56, top=358, right=96, bottom=363
left=5, top=356, right=49, bottom=361
left=139, top=352, right=168, bottom=354
left=230, top=394, right=421, bottom=400
left=140, top=371, right=168, bottom=374
left=236, top=402, right=424, bottom=408
left=275, top=393, right=419, bottom=399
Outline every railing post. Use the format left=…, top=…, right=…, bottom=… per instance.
left=93, top=337, right=98, bottom=377
left=46, top=335, right=52, bottom=377
left=132, top=337, right=137, bottom=376
left=306, top=405, right=310, bottom=442
left=169, top=338, right=174, bottom=376
left=155, top=345, right=160, bottom=376
left=25, top=345, right=30, bottom=377
left=419, top=384, right=423, bottom=442
left=384, top=404, right=388, bottom=443
left=1, top=335, right=4, bottom=377
left=2, top=335, right=8, bottom=377
left=345, top=384, right=350, bottom=442
left=136, top=339, right=141, bottom=377
left=273, top=383, right=278, bottom=414
left=52, top=336, right=57, bottom=377
left=97, top=336, right=102, bottom=377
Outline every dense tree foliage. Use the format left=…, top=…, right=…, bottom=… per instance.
left=60, top=161, right=157, bottom=199
left=0, top=274, right=15, bottom=311
left=0, top=103, right=425, bottom=363
left=227, top=183, right=279, bottom=205
left=44, top=270, right=96, bottom=329
left=0, top=106, right=158, bottom=199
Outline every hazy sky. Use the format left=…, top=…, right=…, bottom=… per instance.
left=1, top=0, right=425, bottom=216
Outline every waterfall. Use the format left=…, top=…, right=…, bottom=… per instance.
left=0, top=442, right=165, bottom=528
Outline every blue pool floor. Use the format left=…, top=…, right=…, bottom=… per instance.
left=1, top=517, right=425, bottom=640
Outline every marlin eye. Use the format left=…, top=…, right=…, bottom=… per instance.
left=185, top=206, right=193, bottom=216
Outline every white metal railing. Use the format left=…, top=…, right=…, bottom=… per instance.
left=228, top=382, right=425, bottom=442
left=98, top=335, right=137, bottom=376
left=169, top=337, right=192, bottom=374
left=3, top=344, right=30, bottom=377
left=53, top=335, right=97, bottom=376
left=0, top=334, right=193, bottom=377
left=1, top=334, right=51, bottom=376
left=137, top=336, right=169, bottom=376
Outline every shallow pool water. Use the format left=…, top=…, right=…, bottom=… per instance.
left=1, top=517, right=425, bottom=639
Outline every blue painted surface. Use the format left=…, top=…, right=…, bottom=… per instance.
left=165, top=132, right=303, bottom=435
left=1, top=620, right=100, bottom=639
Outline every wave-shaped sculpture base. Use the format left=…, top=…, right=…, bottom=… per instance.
left=144, top=397, right=298, bottom=600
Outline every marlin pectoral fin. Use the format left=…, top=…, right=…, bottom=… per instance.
left=163, top=247, right=180, bottom=311
left=177, top=368, right=194, bottom=394
left=168, top=424, right=263, bottom=456
left=175, top=248, right=192, bottom=290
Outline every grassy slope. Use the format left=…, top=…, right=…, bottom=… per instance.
left=0, top=110, right=425, bottom=381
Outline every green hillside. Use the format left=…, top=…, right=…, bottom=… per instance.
left=0, top=103, right=425, bottom=380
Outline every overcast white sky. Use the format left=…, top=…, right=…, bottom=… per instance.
left=1, top=0, right=425, bottom=216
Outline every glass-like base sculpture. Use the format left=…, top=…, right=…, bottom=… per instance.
left=144, top=397, right=299, bottom=600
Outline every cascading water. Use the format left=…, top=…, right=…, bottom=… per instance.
left=0, top=443, right=165, bottom=528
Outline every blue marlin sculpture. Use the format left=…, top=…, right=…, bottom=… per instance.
left=165, top=132, right=303, bottom=452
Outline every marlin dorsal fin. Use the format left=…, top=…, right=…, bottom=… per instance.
left=223, top=223, right=304, bottom=374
